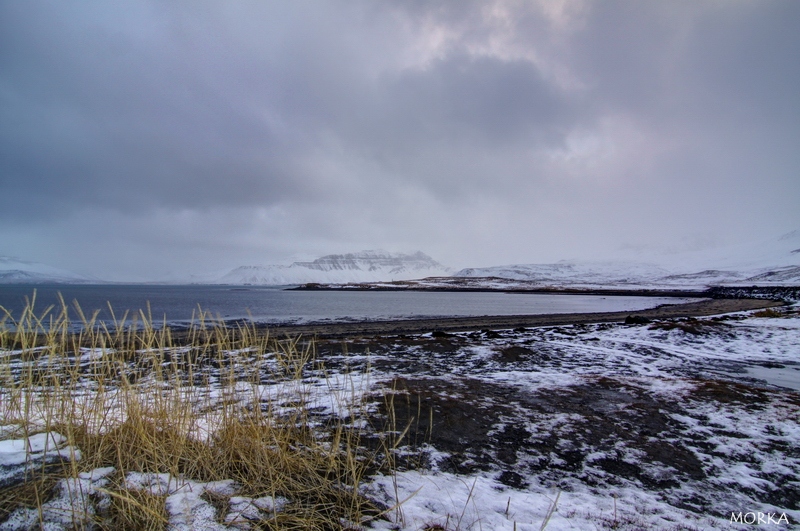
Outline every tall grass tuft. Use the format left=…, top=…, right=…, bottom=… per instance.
left=0, top=294, right=390, bottom=529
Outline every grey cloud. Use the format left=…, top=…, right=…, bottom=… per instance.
left=0, top=2, right=340, bottom=217
left=1, top=1, right=798, bottom=280
left=2, top=0, right=577, bottom=218
left=571, top=1, right=800, bottom=128
left=681, top=2, right=800, bottom=131
left=384, top=54, right=572, bottom=145
left=343, top=54, right=583, bottom=200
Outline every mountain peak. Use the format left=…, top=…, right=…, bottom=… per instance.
left=219, top=251, right=450, bottom=285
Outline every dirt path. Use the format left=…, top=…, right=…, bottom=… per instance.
left=263, top=297, right=782, bottom=339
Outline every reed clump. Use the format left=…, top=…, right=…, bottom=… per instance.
left=0, top=295, right=389, bottom=529
left=751, top=308, right=783, bottom=318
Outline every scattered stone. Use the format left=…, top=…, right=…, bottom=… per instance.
left=625, top=315, right=651, bottom=325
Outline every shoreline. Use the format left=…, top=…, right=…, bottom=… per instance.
left=260, top=297, right=783, bottom=339
left=290, top=282, right=711, bottom=298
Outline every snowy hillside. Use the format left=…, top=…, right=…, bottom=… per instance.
left=0, top=257, right=95, bottom=284
left=456, top=262, right=674, bottom=287
left=454, top=232, right=800, bottom=289
left=218, top=251, right=451, bottom=285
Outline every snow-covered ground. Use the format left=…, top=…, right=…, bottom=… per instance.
left=2, top=306, right=798, bottom=529
left=357, top=309, right=800, bottom=530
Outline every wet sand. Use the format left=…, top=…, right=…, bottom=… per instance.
left=263, top=297, right=783, bottom=339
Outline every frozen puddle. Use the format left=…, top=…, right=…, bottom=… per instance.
left=745, top=364, right=800, bottom=391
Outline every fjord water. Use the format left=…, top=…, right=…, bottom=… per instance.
left=0, top=284, right=694, bottom=326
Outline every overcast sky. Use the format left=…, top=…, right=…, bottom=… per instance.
left=1, top=1, right=799, bottom=281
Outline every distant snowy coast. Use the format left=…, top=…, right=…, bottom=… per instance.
left=3, top=231, right=799, bottom=289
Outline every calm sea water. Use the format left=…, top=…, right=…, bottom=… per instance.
left=0, top=284, right=695, bottom=326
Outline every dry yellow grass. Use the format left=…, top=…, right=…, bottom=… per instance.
left=0, top=294, right=393, bottom=529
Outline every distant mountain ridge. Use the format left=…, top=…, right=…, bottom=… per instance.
left=218, top=250, right=451, bottom=285
left=452, top=232, right=800, bottom=289
left=453, top=262, right=800, bottom=289
left=455, top=262, right=672, bottom=287
left=0, top=256, right=94, bottom=284
left=4, top=231, right=797, bottom=288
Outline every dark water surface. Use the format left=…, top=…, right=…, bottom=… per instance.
left=0, top=284, right=695, bottom=326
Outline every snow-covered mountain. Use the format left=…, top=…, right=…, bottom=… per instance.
left=218, top=251, right=451, bottom=285
left=454, top=232, right=800, bottom=289
left=0, top=256, right=95, bottom=284
left=455, top=261, right=673, bottom=288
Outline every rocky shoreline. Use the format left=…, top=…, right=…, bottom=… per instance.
left=292, top=281, right=710, bottom=298
left=263, top=297, right=783, bottom=339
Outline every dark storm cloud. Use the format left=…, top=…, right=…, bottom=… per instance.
left=1, top=0, right=798, bottom=280
left=346, top=53, right=581, bottom=199
left=0, top=0, right=585, bottom=216
left=385, top=54, right=570, bottom=146
left=0, top=2, right=330, bottom=216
